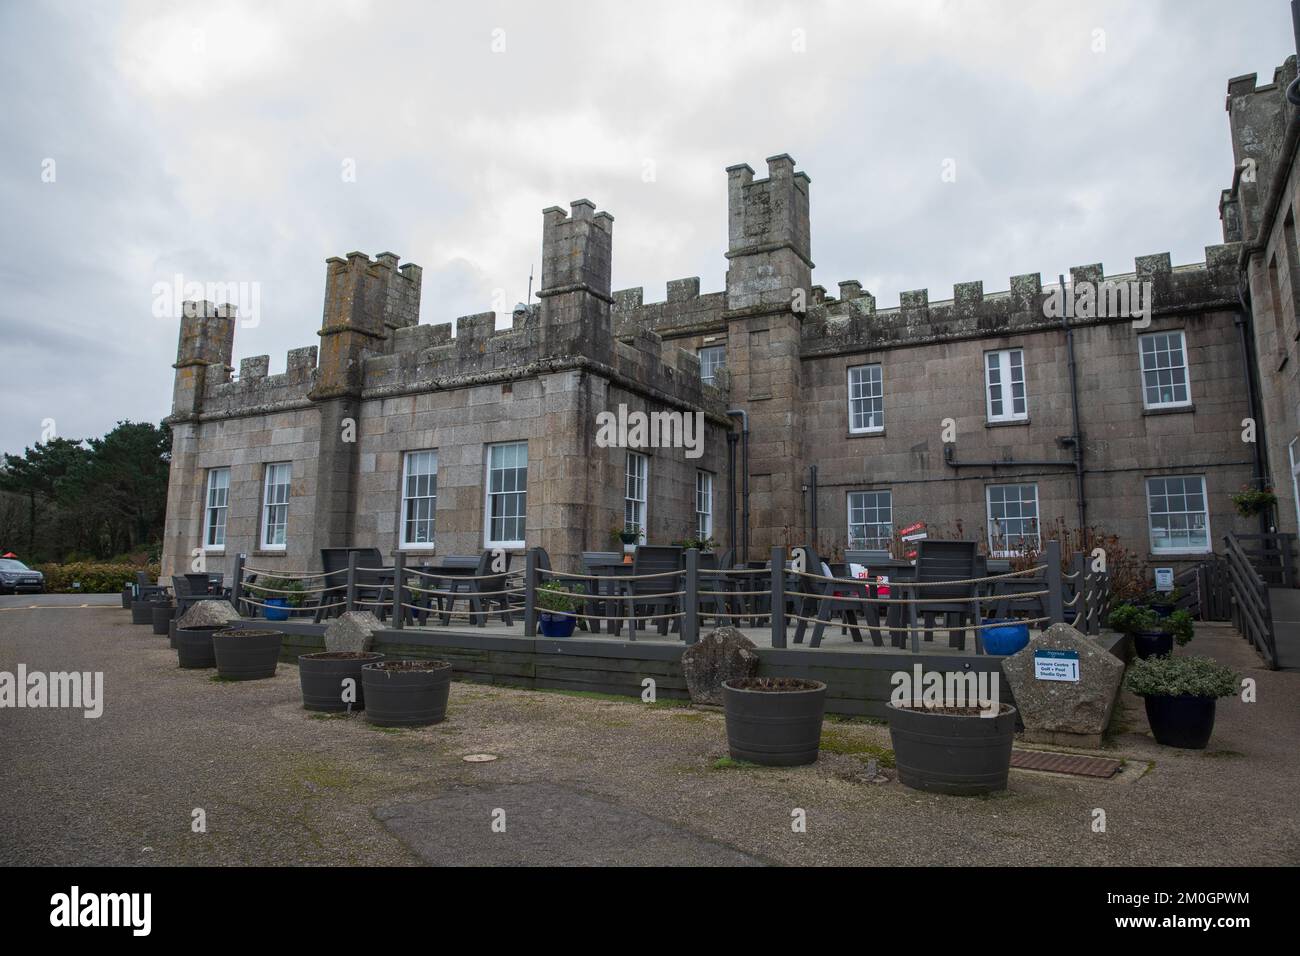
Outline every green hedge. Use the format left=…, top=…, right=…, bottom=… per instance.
left=31, top=562, right=162, bottom=594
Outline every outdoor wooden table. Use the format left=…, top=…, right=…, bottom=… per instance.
left=403, top=557, right=481, bottom=626
left=584, top=556, right=637, bottom=635
left=840, top=557, right=916, bottom=648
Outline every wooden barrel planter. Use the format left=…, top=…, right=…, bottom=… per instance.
left=299, top=652, right=384, bottom=711
left=361, top=660, right=453, bottom=727
left=212, top=628, right=283, bottom=681
left=1133, top=629, right=1174, bottom=660
left=150, top=602, right=174, bottom=635
left=887, top=703, right=1017, bottom=796
left=175, top=624, right=224, bottom=669
left=130, top=600, right=155, bottom=625
left=722, top=677, right=827, bottom=766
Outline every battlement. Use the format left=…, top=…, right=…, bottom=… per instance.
left=1224, top=55, right=1298, bottom=243
left=612, top=278, right=727, bottom=339
left=800, top=246, right=1240, bottom=356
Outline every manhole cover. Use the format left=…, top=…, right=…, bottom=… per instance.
left=1010, top=749, right=1121, bottom=778
left=462, top=753, right=499, bottom=763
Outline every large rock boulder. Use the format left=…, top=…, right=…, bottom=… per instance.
left=681, top=627, right=760, bottom=706
left=1001, top=623, right=1125, bottom=748
left=175, top=599, right=240, bottom=629
left=324, top=610, right=383, bottom=653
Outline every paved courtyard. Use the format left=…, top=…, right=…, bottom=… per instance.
left=1, top=601, right=1297, bottom=866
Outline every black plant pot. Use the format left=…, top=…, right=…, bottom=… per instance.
left=175, top=624, right=224, bottom=669
left=361, top=660, right=453, bottom=727
left=722, top=677, right=827, bottom=766
left=121, top=585, right=133, bottom=609
left=212, top=628, right=283, bottom=681
left=151, top=603, right=174, bottom=635
left=1147, top=602, right=1176, bottom=618
left=299, top=652, right=384, bottom=711
left=887, top=703, right=1017, bottom=796
left=1144, top=694, right=1218, bottom=749
left=130, top=600, right=155, bottom=625
left=1133, top=630, right=1174, bottom=659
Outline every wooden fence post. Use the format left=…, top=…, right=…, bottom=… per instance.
left=1044, top=539, right=1063, bottom=626
left=232, top=553, right=245, bottom=614
left=392, top=551, right=404, bottom=629
left=523, top=548, right=537, bottom=638
left=683, top=547, right=699, bottom=645
left=770, top=546, right=786, bottom=649
left=346, top=551, right=358, bottom=613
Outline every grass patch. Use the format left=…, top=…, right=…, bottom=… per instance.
left=671, top=712, right=714, bottom=723
left=824, top=713, right=886, bottom=726
left=366, top=724, right=404, bottom=734
left=530, top=687, right=691, bottom=709
left=711, top=756, right=762, bottom=770
left=819, top=727, right=896, bottom=767
left=1203, top=749, right=1244, bottom=759
left=208, top=674, right=240, bottom=683
left=308, top=712, right=351, bottom=721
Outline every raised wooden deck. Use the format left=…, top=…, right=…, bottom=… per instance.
left=248, top=617, right=1125, bottom=718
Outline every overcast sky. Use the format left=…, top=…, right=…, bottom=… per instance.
left=0, top=0, right=1293, bottom=456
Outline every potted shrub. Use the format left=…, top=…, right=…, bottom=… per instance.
left=253, top=576, right=304, bottom=621
left=361, top=659, right=453, bottom=727
left=674, top=536, right=718, bottom=552
left=299, top=651, right=384, bottom=711
left=1107, top=603, right=1173, bottom=659
left=1126, top=654, right=1239, bottom=749
left=887, top=701, right=1018, bottom=795
left=1142, top=586, right=1183, bottom=618
left=211, top=627, right=284, bottom=680
left=175, top=623, right=225, bottom=669
left=611, top=524, right=642, bottom=563
left=1231, top=487, right=1277, bottom=518
left=537, top=580, right=581, bottom=638
left=721, top=677, right=827, bottom=766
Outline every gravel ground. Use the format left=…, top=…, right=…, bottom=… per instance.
left=1, top=607, right=1297, bottom=866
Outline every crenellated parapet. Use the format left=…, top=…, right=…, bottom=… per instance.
left=800, top=246, right=1241, bottom=357
left=612, top=278, right=727, bottom=339
left=1224, top=57, right=1298, bottom=245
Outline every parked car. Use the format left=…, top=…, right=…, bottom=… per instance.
left=0, top=559, right=45, bottom=594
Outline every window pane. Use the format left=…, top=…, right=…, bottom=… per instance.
left=487, top=443, right=528, bottom=544
left=1147, top=475, right=1209, bottom=552
left=848, top=364, right=884, bottom=431
left=987, top=484, right=1039, bottom=554
left=847, top=491, right=892, bottom=549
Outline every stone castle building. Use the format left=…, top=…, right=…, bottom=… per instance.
left=162, top=50, right=1300, bottom=579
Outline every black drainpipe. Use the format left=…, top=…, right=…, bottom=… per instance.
left=727, top=409, right=750, bottom=563
left=1059, top=275, right=1087, bottom=529
left=727, top=430, right=738, bottom=555
left=1235, top=273, right=1272, bottom=535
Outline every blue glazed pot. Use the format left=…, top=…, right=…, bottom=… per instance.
left=981, top=619, right=1030, bottom=656
left=264, top=598, right=290, bottom=622
left=539, top=612, right=576, bottom=637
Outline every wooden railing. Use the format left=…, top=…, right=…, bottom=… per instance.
left=1232, top=532, right=1297, bottom=588
left=1224, top=533, right=1279, bottom=669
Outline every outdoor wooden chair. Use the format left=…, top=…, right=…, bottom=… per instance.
left=913, top=540, right=980, bottom=649
left=314, top=548, right=389, bottom=622
left=790, top=546, right=872, bottom=647
left=625, top=546, right=683, bottom=637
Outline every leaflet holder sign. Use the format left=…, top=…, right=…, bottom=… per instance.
left=1033, top=648, right=1080, bottom=682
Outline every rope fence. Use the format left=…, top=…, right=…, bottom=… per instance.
left=223, top=537, right=1100, bottom=653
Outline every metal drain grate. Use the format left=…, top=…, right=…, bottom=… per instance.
left=1010, top=749, right=1121, bottom=778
